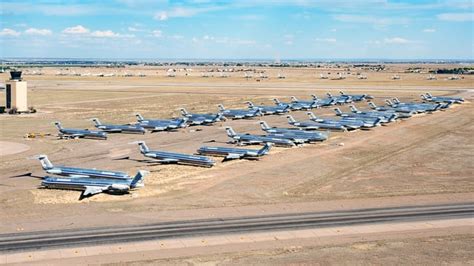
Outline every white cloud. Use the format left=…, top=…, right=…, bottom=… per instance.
left=0, top=28, right=21, bottom=36
left=128, top=27, right=140, bottom=32
left=437, top=13, right=474, bottom=22
left=315, top=38, right=337, bottom=43
left=63, top=25, right=90, bottom=34
left=333, top=14, right=409, bottom=26
left=152, top=30, right=162, bottom=37
left=383, top=37, right=411, bottom=44
left=154, top=6, right=223, bottom=20
left=91, top=30, right=120, bottom=38
left=423, top=28, right=436, bottom=33
left=25, top=28, right=52, bottom=36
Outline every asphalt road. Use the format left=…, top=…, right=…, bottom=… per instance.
left=1, top=203, right=472, bottom=252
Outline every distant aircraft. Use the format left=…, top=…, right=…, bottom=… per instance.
left=180, top=108, right=223, bottom=125
left=225, top=127, right=295, bottom=147
left=197, top=143, right=272, bottom=161
left=54, top=122, right=107, bottom=140
left=41, top=170, right=148, bottom=199
left=287, top=115, right=347, bottom=131
left=259, top=121, right=329, bottom=141
left=38, top=154, right=132, bottom=179
left=273, top=98, right=302, bottom=111
left=137, top=141, right=215, bottom=167
left=91, top=118, right=145, bottom=134
left=421, top=93, right=464, bottom=104
left=218, top=104, right=262, bottom=119
left=246, top=101, right=289, bottom=115
left=426, top=74, right=437, bottom=80
left=136, top=113, right=188, bottom=131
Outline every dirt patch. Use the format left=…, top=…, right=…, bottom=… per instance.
left=0, top=141, right=30, bottom=156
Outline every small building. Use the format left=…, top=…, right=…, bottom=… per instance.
left=5, top=71, right=28, bottom=112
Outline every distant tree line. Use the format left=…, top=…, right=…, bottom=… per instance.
left=430, top=67, right=474, bottom=74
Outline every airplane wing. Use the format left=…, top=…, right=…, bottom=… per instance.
left=83, top=186, right=106, bottom=196
left=107, top=128, right=122, bottom=132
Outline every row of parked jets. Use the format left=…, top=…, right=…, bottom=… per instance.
left=38, top=92, right=464, bottom=199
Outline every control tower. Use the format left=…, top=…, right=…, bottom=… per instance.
left=5, top=71, right=28, bottom=112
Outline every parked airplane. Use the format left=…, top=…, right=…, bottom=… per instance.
left=368, top=102, right=416, bottom=115
left=259, top=121, right=329, bottom=140
left=218, top=104, right=262, bottom=119
left=287, top=115, right=347, bottom=131
left=138, top=141, right=215, bottom=167
left=326, top=92, right=352, bottom=104
left=290, top=96, right=317, bottom=110
left=225, top=127, right=295, bottom=147
left=348, top=105, right=400, bottom=121
left=38, top=155, right=132, bottom=180
left=421, top=93, right=464, bottom=104
left=306, top=112, right=370, bottom=130
left=180, top=108, right=223, bottom=125
left=136, top=113, right=188, bottom=131
left=91, top=118, right=145, bottom=134
left=349, top=105, right=412, bottom=119
left=197, top=143, right=272, bottom=161
left=273, top=98, right=302, bottom=111
left=334, top=108, right=396, bottom=124
left=54, top=122, right=107, bottom=140
left=246, top=101, right=289, bottom=115
left=339, top=91, right=373, bottom=101
left=41, top=170, right=148, bottom=199
left=310, top=95, right=336, bottom=107
left=388, top=98, right=446, bottom=112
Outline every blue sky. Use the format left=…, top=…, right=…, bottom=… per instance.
left=1, top=0, right=473, bottom=59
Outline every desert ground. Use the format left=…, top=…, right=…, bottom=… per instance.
left=0, top=64, right=473, bottom=263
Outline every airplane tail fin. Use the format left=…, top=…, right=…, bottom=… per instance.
left=368, top=102, right=377, bottom=109
left=258, top=143, right=272, bottom=156
left=392, top=98, right=401, bottom=104
left=135, top=113, right=144, bottom=121
left=311, top=94, right=318, bottom=101
left=287, top=115, right=297, bottom=124
left=217, top=104, right=225, bottom=112
left=259, top=121, right=270, bottom=131
left=334, top=108, right=343, bottom=116
left=137, top=141, right=150, bottom=154
left=326, top=92, right=333, bottom=98
left=273, top=98, right=281, bottom=105
left=54, top=121, right=63, bottom=130
left=91, top=118, right=101, bottom=126
left=339, top=91, right=345, bottom=95
left=180, top=108, right=189, bottom=117
left=349, top=105, right=358, bottom=113
left=426, top=92, right=433, bottom=98
left=290, top=96, right=298, bottom=102
left=130, top=170, right=149, bottom=188
left=38, top=154, right=54, bottom=170
left=307, top=112, right=317, bottom=120
left=385, top=99, right=394, bottom=106
left=245, top=101, right=254, bottom=108
left=179, top=117, right=188, bottom=127
left=225, top=127, right=237, bottom=137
